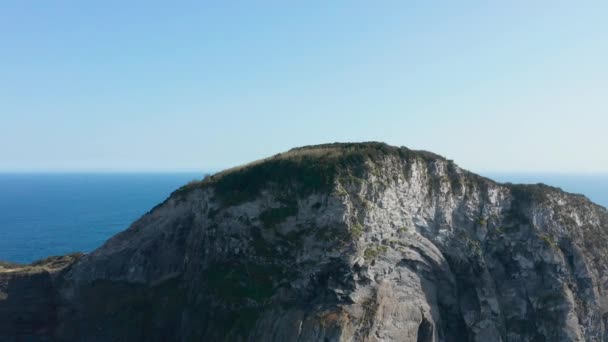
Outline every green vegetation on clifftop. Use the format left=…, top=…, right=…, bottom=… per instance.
left=172, top=142, right=447, bottom=206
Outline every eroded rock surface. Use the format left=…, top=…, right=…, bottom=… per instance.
left=1, top=143, right=607, bottom=341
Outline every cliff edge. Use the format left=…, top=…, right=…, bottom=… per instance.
left=1, top=142, right=607, bottom=341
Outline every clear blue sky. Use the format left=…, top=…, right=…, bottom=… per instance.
left=1, top=1, right=606, bottom=173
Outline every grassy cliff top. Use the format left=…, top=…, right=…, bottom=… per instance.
left=173, top=142, right=448, bottom=206
left=0, top=253, right=83, bottom=274
left=169, top=142, right=596, bottom=209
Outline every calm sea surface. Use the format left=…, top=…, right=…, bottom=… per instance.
left=0, top=173, right=202, bottom=263
left=0, top=173, right=606, bottom=263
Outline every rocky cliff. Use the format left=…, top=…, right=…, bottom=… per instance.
left=1, top=142, right=607, bottom=341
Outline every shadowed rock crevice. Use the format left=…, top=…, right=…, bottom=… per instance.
left=417, top=317, right=433, bottom=342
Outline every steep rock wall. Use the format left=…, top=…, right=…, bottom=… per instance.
left=1, top=143, right=607, bottom=341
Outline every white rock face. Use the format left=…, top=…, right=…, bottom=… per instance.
left=3, top=143, right=608, bottom=342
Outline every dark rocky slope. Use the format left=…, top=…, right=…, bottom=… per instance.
left=1, top=142, right=607, bottom=341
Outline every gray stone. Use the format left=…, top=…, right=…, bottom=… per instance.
left=1, top=142, right=607, bottom=341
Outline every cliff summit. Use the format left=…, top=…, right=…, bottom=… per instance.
left=2, top=142, right=607, bottom=341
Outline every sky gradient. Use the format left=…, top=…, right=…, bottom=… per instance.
left=1, top=1, right=606, bottom=173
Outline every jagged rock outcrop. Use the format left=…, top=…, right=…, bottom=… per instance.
left=1, top=142, right=607, bottom=341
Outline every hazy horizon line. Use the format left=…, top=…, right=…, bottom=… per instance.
left=0, top=170, right=607, bottom=176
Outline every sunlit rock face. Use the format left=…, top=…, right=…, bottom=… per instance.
left=2, top=142, right=608, bottom=341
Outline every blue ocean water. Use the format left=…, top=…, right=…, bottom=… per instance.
left=0, top=173, right=606, bottom=264
left=0, top=173, right=202, bottom=263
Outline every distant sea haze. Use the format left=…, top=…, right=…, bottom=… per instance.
left=0, top=172, right=606, bottom=264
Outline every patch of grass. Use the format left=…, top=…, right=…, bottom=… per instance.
left=209, top=153, right=339, bottom=206
left=364, top=245, right=388, bottom=260
left=383, top=239, right=399, bottom=247
left=341, top=174, right=365, bottom=185
left=397, top=227, right=409, bottom=234
left=540, top=234, right=559, bottom=250
left=359, top=295, right=379, bottom=334
left=259, top=205, right=298, bottom=229
left=467, top=239, right=482, bottom=257
left=361, top=199, right=373, bottom=209
left=509, top=183, right=561, bottom=205
left=314, top=224, right=350, bottom=244
left=334, top=185, right=348, bottom=197
left=30, top=252, right=84, bottom=269
left=204, top=261, right=279, bottom=304
left=0, top=261, right=22, bottom=269
left=173, top=142, right=449, bottom=206
left=351, top=222, right=364, bottom=239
